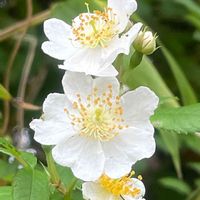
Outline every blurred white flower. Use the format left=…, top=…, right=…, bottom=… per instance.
left=30, top=71, right=158, bottom=181
left=82, top=172, right=146, bottom=200
left=42, top=0, right=142, bottom=76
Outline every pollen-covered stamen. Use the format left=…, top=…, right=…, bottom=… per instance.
left=64, top=84, right=128, bottom=141
left=72, top=7, right=118, bottom=48
left=99, top=171, right=142, bottom=197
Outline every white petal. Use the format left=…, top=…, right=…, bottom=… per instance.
left=100, top=23, right=142, bottom=66
left=121, top=86, right=159, bottom=125
left=114, top=127, right=156, bottom=163
left=42, top=18, right=76, bottom=60
left=62, top=47, right=118, bottom=77
left=119, top=22, right=143, bottom=55
left=108, top=0, right=137, bottom=32
left=44, top=18, right=71, bottom=45
left=58, top=42, right=117, bottom=77
left=101, top=37, right=122, bottom=64
left=41, top=41, right=76, bottom=60
left=82, top=182, right=115, bottom=200
left=122, top=178, right=145, bottom=200
left=63, top=48, right=103, bottom=74
left=52, top=136, right=105, bottom=181
left=102, top=142, right=132, bottom=179
left=92, top=65, right=118, bottom=77
left=62, top=71, right=93, bottom=103
left=30, top=119, right=74, bottom=145
left=93, top=76, right=120, bottom=98
left=43, top=93, right=73, bottom=122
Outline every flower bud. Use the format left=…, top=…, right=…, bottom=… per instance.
left=133, top=30, right=157, bottom=55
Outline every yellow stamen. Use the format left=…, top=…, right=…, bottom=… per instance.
left=72, top=7, right=118, bottom=48
left=99, top=172, right=142, bottom=197
left=64, top=84, right=128, bottom=141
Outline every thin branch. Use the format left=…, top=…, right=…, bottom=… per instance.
left=0, top=0, right=33, bottom=135
left=0, top=10, right=50, bottom=42
left=16, top=35, right=37, bottom=128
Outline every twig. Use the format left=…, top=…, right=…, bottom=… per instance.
left=26, top=67, right=48, bottom=102
left=16, top=35, right=37, bottom=128
left=0, top=0, right=33, bottom=135
left=0, top=10, right=50, bottom=42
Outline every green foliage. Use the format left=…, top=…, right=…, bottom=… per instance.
left=0, top=138, right=37, bottom=169
left=0, top=186, right=12, bottom=200
left=183, top=134, right=200, bottom=154
left=161, top=47, right=197, bottom=105
left=188, top=162, right=200, bottom=174
left=13, top=168, right=50, bottom=200
left=123, top=56, right=179, bottom=107
left=50, top=190, right=63, bottom=200
left=51, top=0, right=101, bottom=22
left=159, top=177, right=192, bottom=195
left=160, top=131, right=182, bottom=178
left=0, top=160, right=18, bottom=181
left=152, top=103, right=200, bottom=134
left=0, top=84, right=12, bottom=101
left=175, top=0, right=200, bottom=18
left=20, top=152, right=37, bottom=169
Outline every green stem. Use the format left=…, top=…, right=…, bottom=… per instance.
left=15, top=155, right=29, bottom=168
left=129, top=51, right=143, bottom=69
left=64, top=177, right=78, bottom=200
left=43, top=146, right=66, bottom=194
left=45, top=147, right=60, bottom=184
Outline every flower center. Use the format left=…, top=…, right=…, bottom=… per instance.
left=99, top=172, right=142, bottom=197
left=72, top=8, right=118, bottom=48
left=64, top=84, right=128, bottom=142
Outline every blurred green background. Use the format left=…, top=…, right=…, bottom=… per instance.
left=0, top=0, right=200, bottom=199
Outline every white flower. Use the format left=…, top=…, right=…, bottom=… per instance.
left=41, top=0, right=143, bottom=77
left=30, top=71, right=159, bottom=181
left=82, top=173, right=146, bottom=200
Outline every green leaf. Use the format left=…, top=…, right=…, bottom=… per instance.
left=160, top=131, right=182, bottom=178
left=152, top=103, right=200, bottom=134
left=71, top=189, right=84, bottom=200
left=123, top=56, right=179, bottom=108
left=56, top=164, right=75, bottom=187
left=188, top=162, right=200, bottom=174
left=159, top=177, right=191, bottom=195
left=20, top=152, right=37, bottom=169
left=51, top=0, right=101, bottom=23
left=13, top=168, right=50, bottom=200
left=50, top=190, right=63, bottom=200
left=0, top=84, right=12, bottom=100
left=186, top=14, right=200, bottom=30
left=0, top=137, right=21, bottom=158
left=161, top=47, right=197, bottom=105
left=0, top=138, right=35, bottom=168
left=175, top=0, right=200, bottom=18
left=182, top=134, right=200, bottom=154
left=0, top=160, right=18, bottom=181
left=0, top=186, right=12, bottom=200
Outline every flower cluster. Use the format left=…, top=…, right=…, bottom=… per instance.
left=30, top=0, right=159, bottom=199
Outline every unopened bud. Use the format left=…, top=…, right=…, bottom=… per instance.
left=133, top=29, right=157, bottom=55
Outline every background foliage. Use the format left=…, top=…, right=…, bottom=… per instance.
left=0, top=0, right=200, bottom=199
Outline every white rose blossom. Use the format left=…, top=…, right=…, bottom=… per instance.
left=83, top=172, right=146, bottom=200
left=30, top=71, right=159, bottom=181
left=41, top=0, right=143, bottom=77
